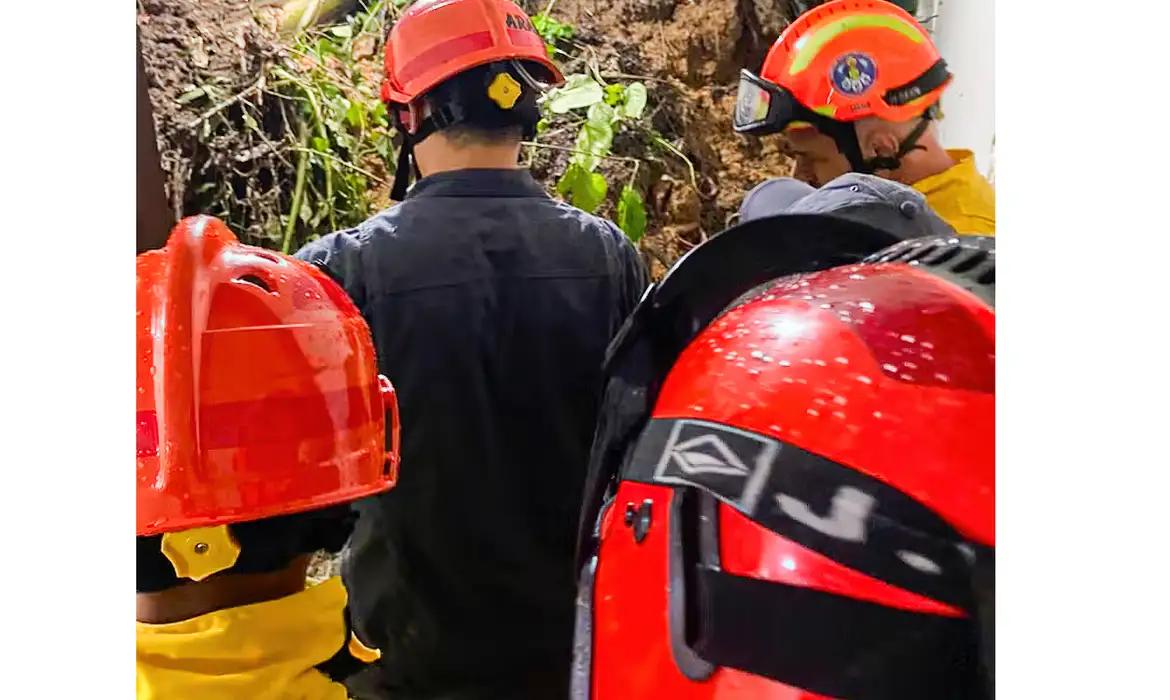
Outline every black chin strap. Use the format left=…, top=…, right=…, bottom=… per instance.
left=861, top=113, right=934, bottom=173
left=821, top=110, right=934, bottom=175
left=390, top=103, right=460, bottom=202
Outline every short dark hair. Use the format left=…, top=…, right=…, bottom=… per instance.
left=441, top=122, right=525, bottom=147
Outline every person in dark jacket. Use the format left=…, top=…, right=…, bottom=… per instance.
left=294, top=2, right=649, bottom=699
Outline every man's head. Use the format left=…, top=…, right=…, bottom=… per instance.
left=409, top=61, right=540, bottom=177
left=136, top=216, right=401, bottom=622
left=381, top=0, right=565, bottom=198
left=734, top=0, right=951, bottom=179
left=785, top=114, right=953, bottom=186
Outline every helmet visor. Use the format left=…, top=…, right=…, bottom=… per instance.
left=733, top=70, right=799, bottom=135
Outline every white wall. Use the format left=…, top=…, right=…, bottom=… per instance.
left=928, top=0, right=996, bottom=180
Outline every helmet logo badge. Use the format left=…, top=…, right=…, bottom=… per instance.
left=666, top=434, right=753, bottom=478
left=830, top=52, right=877, bottom=97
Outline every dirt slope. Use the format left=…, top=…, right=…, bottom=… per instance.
left=139, top=0, right=801, bottom=266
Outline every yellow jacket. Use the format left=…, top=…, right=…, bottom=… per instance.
left=137, top=577, right=373, bottom=700
left=912, top=149, right=996, bottom=236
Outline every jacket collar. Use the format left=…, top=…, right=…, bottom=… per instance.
left=406, top=168, right=549, bottom=200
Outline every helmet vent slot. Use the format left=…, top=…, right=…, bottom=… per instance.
left=924, top=245, right=962, bottom=265
left=952, top=251, right=989, bottom=274
left=236, top=274, right=274, bottom=293
left=864, top=235, right=996, bottom=307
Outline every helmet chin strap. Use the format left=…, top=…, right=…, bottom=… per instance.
left=829, top=111, right=935, bottom=175
left=389, top=101, right=460, bottom=202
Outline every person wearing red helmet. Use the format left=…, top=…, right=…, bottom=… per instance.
left=136, top=216, right=401, bottom=700
left=570, top=211, right=994, bottom=699
left=294, top=1, right=648, bottom=699
left=734, top=0, right=995, bottom=235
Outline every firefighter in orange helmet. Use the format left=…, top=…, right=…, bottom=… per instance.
left=136, top=216, right=401, bottom=700
left=734, top=0, right=995, bottom=235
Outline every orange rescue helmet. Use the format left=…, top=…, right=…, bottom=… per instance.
left=136, top=216, right=400, bottom=539
left=734, top=0, right=951, bottom=173
left=380, top=0, right=566, bottom=200
left=382, top=0, right=564, bottom=106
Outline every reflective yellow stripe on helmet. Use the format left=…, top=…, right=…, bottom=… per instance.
left=788, top=15, right=926, bottom=76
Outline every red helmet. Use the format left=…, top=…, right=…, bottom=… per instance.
left=381, top=0, right=566, bottom=201
left=572, top=217, right=995, bottom=699
left=733, top=0, right=951, bottom=174
left=381, top=0, right=563, bottom=107
left=137, top=217, right=400, bottom=547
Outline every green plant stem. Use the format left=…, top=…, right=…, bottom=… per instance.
left=284, top=126, right=312, bottom=254
left=275, top=67, right=338, bottom=230
left=651, top=135, right=697, bottom=189
left=356, top=0, right=386, bottom=37
left=288, top=147, right=387, bottom=183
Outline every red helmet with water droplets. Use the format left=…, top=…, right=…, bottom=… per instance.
left=573, top=228, right=995, bottom=700
left=136, top=216, right=401, bottom=537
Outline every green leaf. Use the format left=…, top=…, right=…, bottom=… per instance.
left=587, top=101, right=617, bottom=127
left=346, top=101, right=363, bottom=128
left=557, top=162, right=607, bottom=212
left=371, top=101, right=389, bottom=127
left=604, top=83, right=625, bottom=107
left=312, top=136, right=330, bottom=151
left=556, top=162, right=581, bottom=197
left=176, top=87, right=205, bottom=105
left=622, top=82, right=648, bottom=120
left=617, top=185, right=648, bottom=242
left=545, top=74, right=604, bottom=114
left=573, top=102, right=615, bottom=171
left=573, top=171, right=608, bottom=213
left=533, top=14, right=575, bottom=43
left=242, top=112, right=259, bottom=131
left=329, top=25, right=352, bottom=38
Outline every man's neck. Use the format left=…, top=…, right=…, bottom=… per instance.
left=415, top=143, right=522, bottom=177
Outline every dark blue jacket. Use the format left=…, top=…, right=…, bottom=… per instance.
left=295, top=169, right=648, bottom=699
